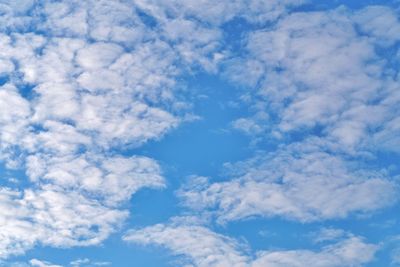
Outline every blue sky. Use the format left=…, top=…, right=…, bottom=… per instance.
left=0, top=0, right=399, bottom=266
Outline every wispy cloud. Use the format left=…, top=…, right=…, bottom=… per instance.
left=29, top=259, right=62, bottom=267
left=124, top=218, right=378, bottom=267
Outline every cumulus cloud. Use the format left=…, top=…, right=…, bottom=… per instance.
left=26, top=153, right=165, bottom=205
left=226, top=6, right=400, bottom=152
left=0, top=186, right=128, bottom=258
left=124, top=2, right=398, bottom=266
left=29, top=259, right=62, bottom=267
left=178, top=139, right=398, bottom=223
left=124, top=222, right=249, bottom=267
left=353, top=5, right=400, bottom=46
left=70, top=258, right=111, bottom=267
left=135, top=0, right=305, bottom=25
left=0, top=0, right=313, bottom=258
left=191, top=4, right=400, bottom=239
left=252, top=236, right=377, bottom=267
left=0, top=0, right=205, bottom=258
left=124, top=220, right=378, bottom=267
left=0, top=0, right=398, bottom=263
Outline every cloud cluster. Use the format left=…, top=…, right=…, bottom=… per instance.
left=228, top=6, right=400, bottom=152
left=125, top=3, right=400, bottom=267
left=0, top=0, right=314, bottom=258
left=178, top=140, right=397, bottom=223
left=0, top=186, right=127, bottom=258
left=0, top=0, right=206, bottom=258
left=176, top=4, right=400, bottom=227
left=124, top=219, right=378, bottom=267
left=29, top=259, right=62, bottom=267
left=0, top=0, right=398, bottom=265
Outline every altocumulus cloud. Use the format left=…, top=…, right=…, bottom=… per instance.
left=0, top=0, right=399, bottom=266
left=124, top=218, right=378, bottom=267
left=0, top=0, right=192, bottom=258
left=123, top=1, right=400, bottom=267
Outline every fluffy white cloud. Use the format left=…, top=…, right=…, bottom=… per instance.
left=252, top=236, right=377, bottom=267
left=227, top=6, right=400, bottom=152
left=178, top=139, right=397, bottom=223
left=29, top=259, right=62, bottom=267
left=0, top=84, right=30, bottom=143
left=0, top=0, right=197, bottom=259
left=133, top=0, right=307, bottom=70
left=135, top=0, right=305, bottom=25
left=26, top=153, right=165, bottom=205
left=124, top=223, right=249, bottom=267
left=124, top=220, right=378, bottom=267
left=195, top=5, right=400, bottom=230
left=70, top=258, right=111, bottom=267
left=354, top=6, right=400, bottom=46
left=0, top=0, right=398, bottom=262
left=0, top=185, right=128, bottom=258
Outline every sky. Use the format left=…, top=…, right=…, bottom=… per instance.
left=0, top=0, right=399, bottom=266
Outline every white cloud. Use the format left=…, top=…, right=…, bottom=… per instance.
left=0, top=84, right=31, bottom=168
left=203, top=5, right=400, bottom=228
left=70, top=258, right=111, bottom=267
left=226, top=6, right=400, bottom=152
left=124, top=222, right=250, bottom=267
left=0, top=0, right=196, bottom=259
left=0, top=0, right=397, bottom=262
left=133, top=0, right=307, bottom=70
left=353, top=6, right=400, bottom=46
left=253, top=236, right=377, bottom=267
left=29, top=259, right=62, bottom=267
left=392, top=247, right=400, bottom=265
left=135, top=0, right=305, bottom=25
left=124, top=220, right=378, bottom=267
left=26, top=153, right=165, bottom=205
left=0, top=0, right=34, bottom=31
left=178, top=139, right=397, bottom=223
left=311, top=228, right=347, bottom=244
left=0, top=186, right=128, bottom=258
left=76, top=42, right=124, bottom=70
left=232, top=118, right=263, bottom=135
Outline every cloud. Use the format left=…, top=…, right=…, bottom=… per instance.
left=252, top=236, right=377, bottom=267
left=0, top=186, right=128, bottom=258
left=124, top=3, right=398, bottom=266
left=76, top=42, right=124, bottom=70
left=124, top=219, right=378, bottom=267
left=0, top=0, right=309, bottom=259
left=0, top=0, right=194, bottom=258
left=0, top=84, right=30, bottom=167
left=310, top=228, right=347, bottom=244
left=353, top=5, right=400, bottom=46
left=135, top=0, right=305, bottom=25
left=0, top=0, right=398, bottom=263
left=70, top=258, right=111, bottom=267
left=225, top=6, right=400, bottom=152
left=26, top=153, right=165, bottom=205
left=178, top=139, right=397, bottom=223
left=29, top=259, right=62, bottom=267
left=186, top=4, right=400, bottom=233
left=232, top=118, right=264, bottom=135
left=392, top=247, right=400, bottom=265
left=124, top=221, right=251, bottom=267
left=133, top=0, right=307, bottom=70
